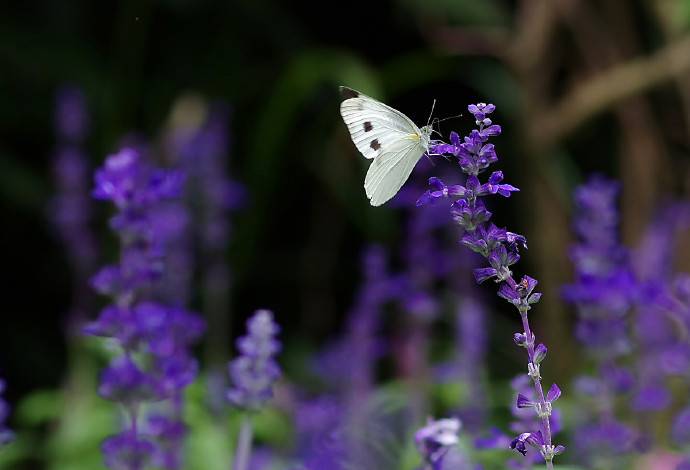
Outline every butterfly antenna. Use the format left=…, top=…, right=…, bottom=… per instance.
left=426, top=99, right=436, bottom=126
left=432, top=113, right=463, bottom=140
left=430, top=117, right=443, bottom=137
left=436, top=113, right=463, bottom=125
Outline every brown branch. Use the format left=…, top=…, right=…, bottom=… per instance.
left=532, top=34, right=690, bottom=149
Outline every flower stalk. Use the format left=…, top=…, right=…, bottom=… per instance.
left=227, top=309, right=282, bottom=470
left=418, top=103, right=564, bottom=466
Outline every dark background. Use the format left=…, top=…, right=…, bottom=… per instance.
left=2, top=0, right=690, bottom=466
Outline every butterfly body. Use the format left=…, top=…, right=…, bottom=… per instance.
left=339, top=86, right=432, bottom=206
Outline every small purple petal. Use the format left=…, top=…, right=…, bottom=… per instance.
left=546, top=383, right=561, bottom=402
left=533, top=343, right=547, bottom=364
left=516, top=394, right=534, bottom=408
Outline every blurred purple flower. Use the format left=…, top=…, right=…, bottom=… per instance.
left=227, top=309, right=282, bottom=411
left=294, top=394, right=343, bottom=456
left=101, top=431, right=155, bottom=470
left=48, top=84, right=98, bottom=330
left=145, top=414, right=187, bottom=469
left=573, top=421, right=640, bottom=468
left=0, top=375, right=13, bottom=448
left=164, top=101, right=246, bottom=378
left=98, top=354, right=162, bottom=407
left=92, top=148, right=184, bottom=211
left=562, top=176, right=634, bottom=348
left=48, top=147, right=97, bottom=269
left=54, top=83, right=90, bottom=142
left=672, top=407, right=690, bottom=446
left=311, top=245, right=396, bottom=390
left=300, top=429, right=347, bottom=470
left=414, top=417, right=462, bottom=469
left=87, top=147, right=204, bottom=469
left=563, top=175, right=653, bottom=466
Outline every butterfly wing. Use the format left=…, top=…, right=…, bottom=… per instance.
left=339, top=87, right=422, bottom=160
left=364, top=135, right=427, bottom=206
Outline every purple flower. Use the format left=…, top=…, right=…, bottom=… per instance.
left=145, top=414, right=187, bottom=468
left=294, top=394, right=343, bottom=458
left=459, top=223, right=506, bottom=257
left=416, top=176, right=469, bottom=205
left=516, top=383, right=561, bottom=415
left=311, top=244, right=395, bottom=389
left=98, top=355, right=162, bottom=407
left=565, top=176, right=629, bottom=280
left=629, top=385, right=671, bottom=412
left=48, top=84, right=98, bottom=332
left=562, top=175, right=643, bottom=463
left=228, top=309, right=282, bottom=470
left=574, top=421, right=640, bottom=467
left=497, top=275, right=541, bottom=309
left=450, top=198, right=492, bottom=231
left=414, top=417, right=462, bottom=468
left=472, top=244, right=520, bottom=284
left=166, top=101, right=246, bottom=343
left=84, top=302, right=204, bottom=358
left=416, top=172, right=516, bottom=207
left=227, top=309, right=282, bottom=411
left=420, top=102, right=562, bottom=465
left=672, top=407, right=690, bottom=446
left=476, top=375, right=556, bottom=467
left=101, top=431, right=156, bottom=470
left=0, top=376, right=13, bottom=447
left=300, top=429, right=347, bottom=470
left=87, top=147, right=204, bottom=469
left=54, top=83, right=90, bottom=141
left=509, top=431, right=564, bottom=460
left=92, top=148, right=184, bottom=211
left=48, top=147, right=97, bottom=270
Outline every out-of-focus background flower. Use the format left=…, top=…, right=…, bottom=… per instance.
left=2, top=1, right=690, bottom=469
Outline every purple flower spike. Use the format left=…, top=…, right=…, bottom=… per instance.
left=417, top=101, right=562, bottom=466
left=227, top=309, right=282, bottom=411
left=87, top=145, right=204, bottom=469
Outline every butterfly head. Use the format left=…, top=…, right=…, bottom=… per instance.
left=419, top=125, right=434, bottom=149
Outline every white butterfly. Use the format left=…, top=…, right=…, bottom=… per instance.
left=339, top=86, right=433, bottom=206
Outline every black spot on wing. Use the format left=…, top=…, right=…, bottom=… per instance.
left=370, top=139, right=381, bottom=150
left=363, top=121, right=373, bottom=132
left=340, top=87, right=359, bottom=99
